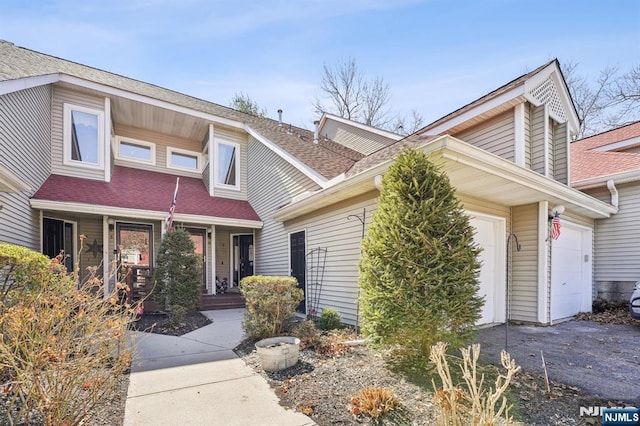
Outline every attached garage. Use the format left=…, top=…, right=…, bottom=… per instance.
left=551, top=221, right=593, bottom=321
left=468, top=212, right=506, bottom=325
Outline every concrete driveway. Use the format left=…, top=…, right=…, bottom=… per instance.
left=476, top=320, right=640, bottom=404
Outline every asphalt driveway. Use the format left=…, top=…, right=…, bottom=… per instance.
left=476, top=320, right=640, bottom=404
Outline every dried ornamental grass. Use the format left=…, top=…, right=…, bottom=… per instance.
left=349, top=385, right=400, bottom=419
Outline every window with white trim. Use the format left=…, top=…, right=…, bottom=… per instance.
left=167, top=147, right=202, bottom=172
left=115, top=136, right=156, bottom=165
left=63, top=104, right=104, bottom=169
left=215, top=140, right=240, bottom=190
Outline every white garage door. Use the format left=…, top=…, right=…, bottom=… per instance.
left=551, top=222, right=593, bottom=321
left=469, top=214, right=505, bottom=325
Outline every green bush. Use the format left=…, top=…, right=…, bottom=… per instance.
left=318, top=307, right=342, bottom=330
left=240, top=275, right=303, bottom=340
left=0, top=242, right=136, bottom=425
left=359, top=148, right=483, bottom=365
left=153, top=228, right=201, bottom=324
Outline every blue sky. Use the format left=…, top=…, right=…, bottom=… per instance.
left=1, top=0, right=638, bottom=129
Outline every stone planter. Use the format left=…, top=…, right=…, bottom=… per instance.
left=255, top=336, right=300, bottom=372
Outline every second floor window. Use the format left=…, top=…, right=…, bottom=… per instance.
left=167, top=147, right=201, bottom=172
left=215, top=141, right=239, bottom=189
left=63, top=103, right=104, bottom=169
left=115, top=137, right=156, bottom=165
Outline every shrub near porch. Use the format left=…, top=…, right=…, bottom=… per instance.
left=240, top=275, right=303, bottom=340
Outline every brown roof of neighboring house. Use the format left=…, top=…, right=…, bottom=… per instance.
left=571, top=121, right=640, bottom=184
left=0, top=40, right=362, bottom=180
left=33, top=166, right=261, bottom=221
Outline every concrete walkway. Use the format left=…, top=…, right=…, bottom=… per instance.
left=123, top=308, right=316, bottom=426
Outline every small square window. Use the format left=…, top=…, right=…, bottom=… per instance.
left=63, top=104, right=104, bottom=169
left=115, top=137, right=156, bottom=165
left=167, top=147, right=202, bottom=172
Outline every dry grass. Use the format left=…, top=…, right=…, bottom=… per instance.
left=349, top=385, right=400, bottom=419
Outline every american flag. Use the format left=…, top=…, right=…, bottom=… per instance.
left=165, top=177, right=180, bottom=232
left=551, top=212, right=561, bottom=240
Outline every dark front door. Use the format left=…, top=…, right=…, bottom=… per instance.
left=42, top=218, right=74, bottom=272
left=290, top=231, right=306, bottom=313
left=233, top=235, right=254, bottom=286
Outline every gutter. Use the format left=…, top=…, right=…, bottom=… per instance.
left=607, top=180, right=619, bottom=208
left=573, top=169, right=640, bottom=190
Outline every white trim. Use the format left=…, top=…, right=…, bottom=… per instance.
left=244, top=125, right=328, bottom=187
left=537, top=201, right=549, bottom=323
left=593, top=135, right=640, bottom=152
left=39, top=210, right=43, bottom=253
left=63, top=103, right=105, bottom=170
left=543, top=104, right=549, bottom=177
left=0, top=74, right=59, bottom=96
left=58, top=74, right=245, bottom=130
left=565, top=124, right=571, bottom=186
left=548, top=71, right=580, bottom=135
left=114, top=136, right=156, bottom=165
left=29, top=199, right=264, bottom=229
left=572, top=167, right=640, bottom=190
left=466, top=210, right=507, bottom=324
left=214, top=139, right=241, bottom=191
left=0, top=162, right=31, bottom=192
left=421, top=86, right=526, bottom=136
left=208, top=124, right=215, bottom=196
left=514, top=103, right=525, bottom=166
left=166, top=146, right=202, bottom=173
left=104, top=97, right=111, bottom=182
left=102, top=216, right=110, bottom=298
left=318, top=113, right=403, bottom=141
left=210, top=225, right=216, bottom=294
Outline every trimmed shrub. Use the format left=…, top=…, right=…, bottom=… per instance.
left=318, top=307, right=342, bottom=330
left=153, top=228, right=201, bottom=324
left=240, top=275, right=303, bottom=340
left=0, top=242, right=137, bottom=425
left=359, top=148, right=483, bottom=364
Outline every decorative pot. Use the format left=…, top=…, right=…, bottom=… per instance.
left=255, top=336, right=300, bottom=372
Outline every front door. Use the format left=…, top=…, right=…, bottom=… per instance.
left=186, top=228, right=206, bottom=292
left=117, top=224, right=152, bottom=269
left=233, top=235, right=254, bottom=287
left=42, top=217, right=74, bottom=272
left=290, top=231, right=306, bottom=313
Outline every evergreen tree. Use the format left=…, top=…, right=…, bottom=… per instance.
left=153, top=228, right=200, bottom=323
left=359, top=148, right=483, bottom=362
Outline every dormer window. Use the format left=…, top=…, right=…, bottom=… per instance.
left=167, top=147, right=202, bottom=172
left=215, top=140, right=240, bottom=190
left=115, top=136, right=156, bottom=165
left=63, top=104, right=104, bottom=169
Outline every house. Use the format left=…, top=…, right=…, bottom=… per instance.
left=0, top=40, right=615, bottom=324
left=571, top=121, right=640, bottom=301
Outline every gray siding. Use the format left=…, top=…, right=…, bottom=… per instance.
left=524, top=103, right=532, bottom=168
left=553, top=122, right=568, bottom=184
left=510, top=204, right=539, bottom=322
left=247, top=136, right=320, bottom=276
left=454, top=110, right=515, bottom=161
left=547, top=118, right=554, bottom=178
left=51, top=86, right=105, bottom=180
left=591, top=183, right=640, bottom=282
left=530, top=105, right=545, bottom=174
left=321, top=119, right=396, bottom=155
left=216, top=228, right=231, bottom=283
left=0, top=85, right=52, bottom=248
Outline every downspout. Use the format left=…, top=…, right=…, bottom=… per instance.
left=606, top=179, right=618, bottom=208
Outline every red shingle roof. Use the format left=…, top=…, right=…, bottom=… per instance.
left=32, top=166, right=260, bottom=222
left=571, top=121, right=640, bottom=184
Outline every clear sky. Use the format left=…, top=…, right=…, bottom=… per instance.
left=1, top=0, right=638, bottom=129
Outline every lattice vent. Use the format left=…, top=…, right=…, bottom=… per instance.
left=527, top=77, right=567, bottom=122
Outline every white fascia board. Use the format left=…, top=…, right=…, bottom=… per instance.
left=440, top=138, right=617, bottom=218
left=0, top=162, right=31, bottom=192
left=321, top=113, right=403, bottom=141
left=58, top=75, right=245, bottom=130
left=243, top=125, right=328, bottom=188
left=0, top=74, right=59, bottom=96
left=573, top=168, right=640, bottom=189
left=514, top=103, right=525, bottom=166
left=29, top=199, right=263, bottom=229
left=593, top=135, right=640, bottom=152
left=421, top=86, right=526, bottom=136
left=537, top=200, right=549, bottom=324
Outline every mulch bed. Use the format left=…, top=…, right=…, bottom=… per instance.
left=132, top=311, right=212, bottom=336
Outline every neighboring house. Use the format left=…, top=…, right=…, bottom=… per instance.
left=571, top=121, right=640, bottom=301
left=0, top=40, right=616, bottom=325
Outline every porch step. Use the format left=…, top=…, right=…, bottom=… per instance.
left=199, top=293, right=245, bottom=310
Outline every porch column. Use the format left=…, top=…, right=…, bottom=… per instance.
left=537, top=201, right=550, bottom=323
left=210, top=225, right=216, bottom=295
left=102, top=215, right=109, bottom=298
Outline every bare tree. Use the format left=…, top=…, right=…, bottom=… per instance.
left=314, top=57, right=421, bottom=133
left=563, top=61, right=640, bottom=138
left=230, top=92, right=267, bottom=117
left=391, top=109, right=425, bottom=136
